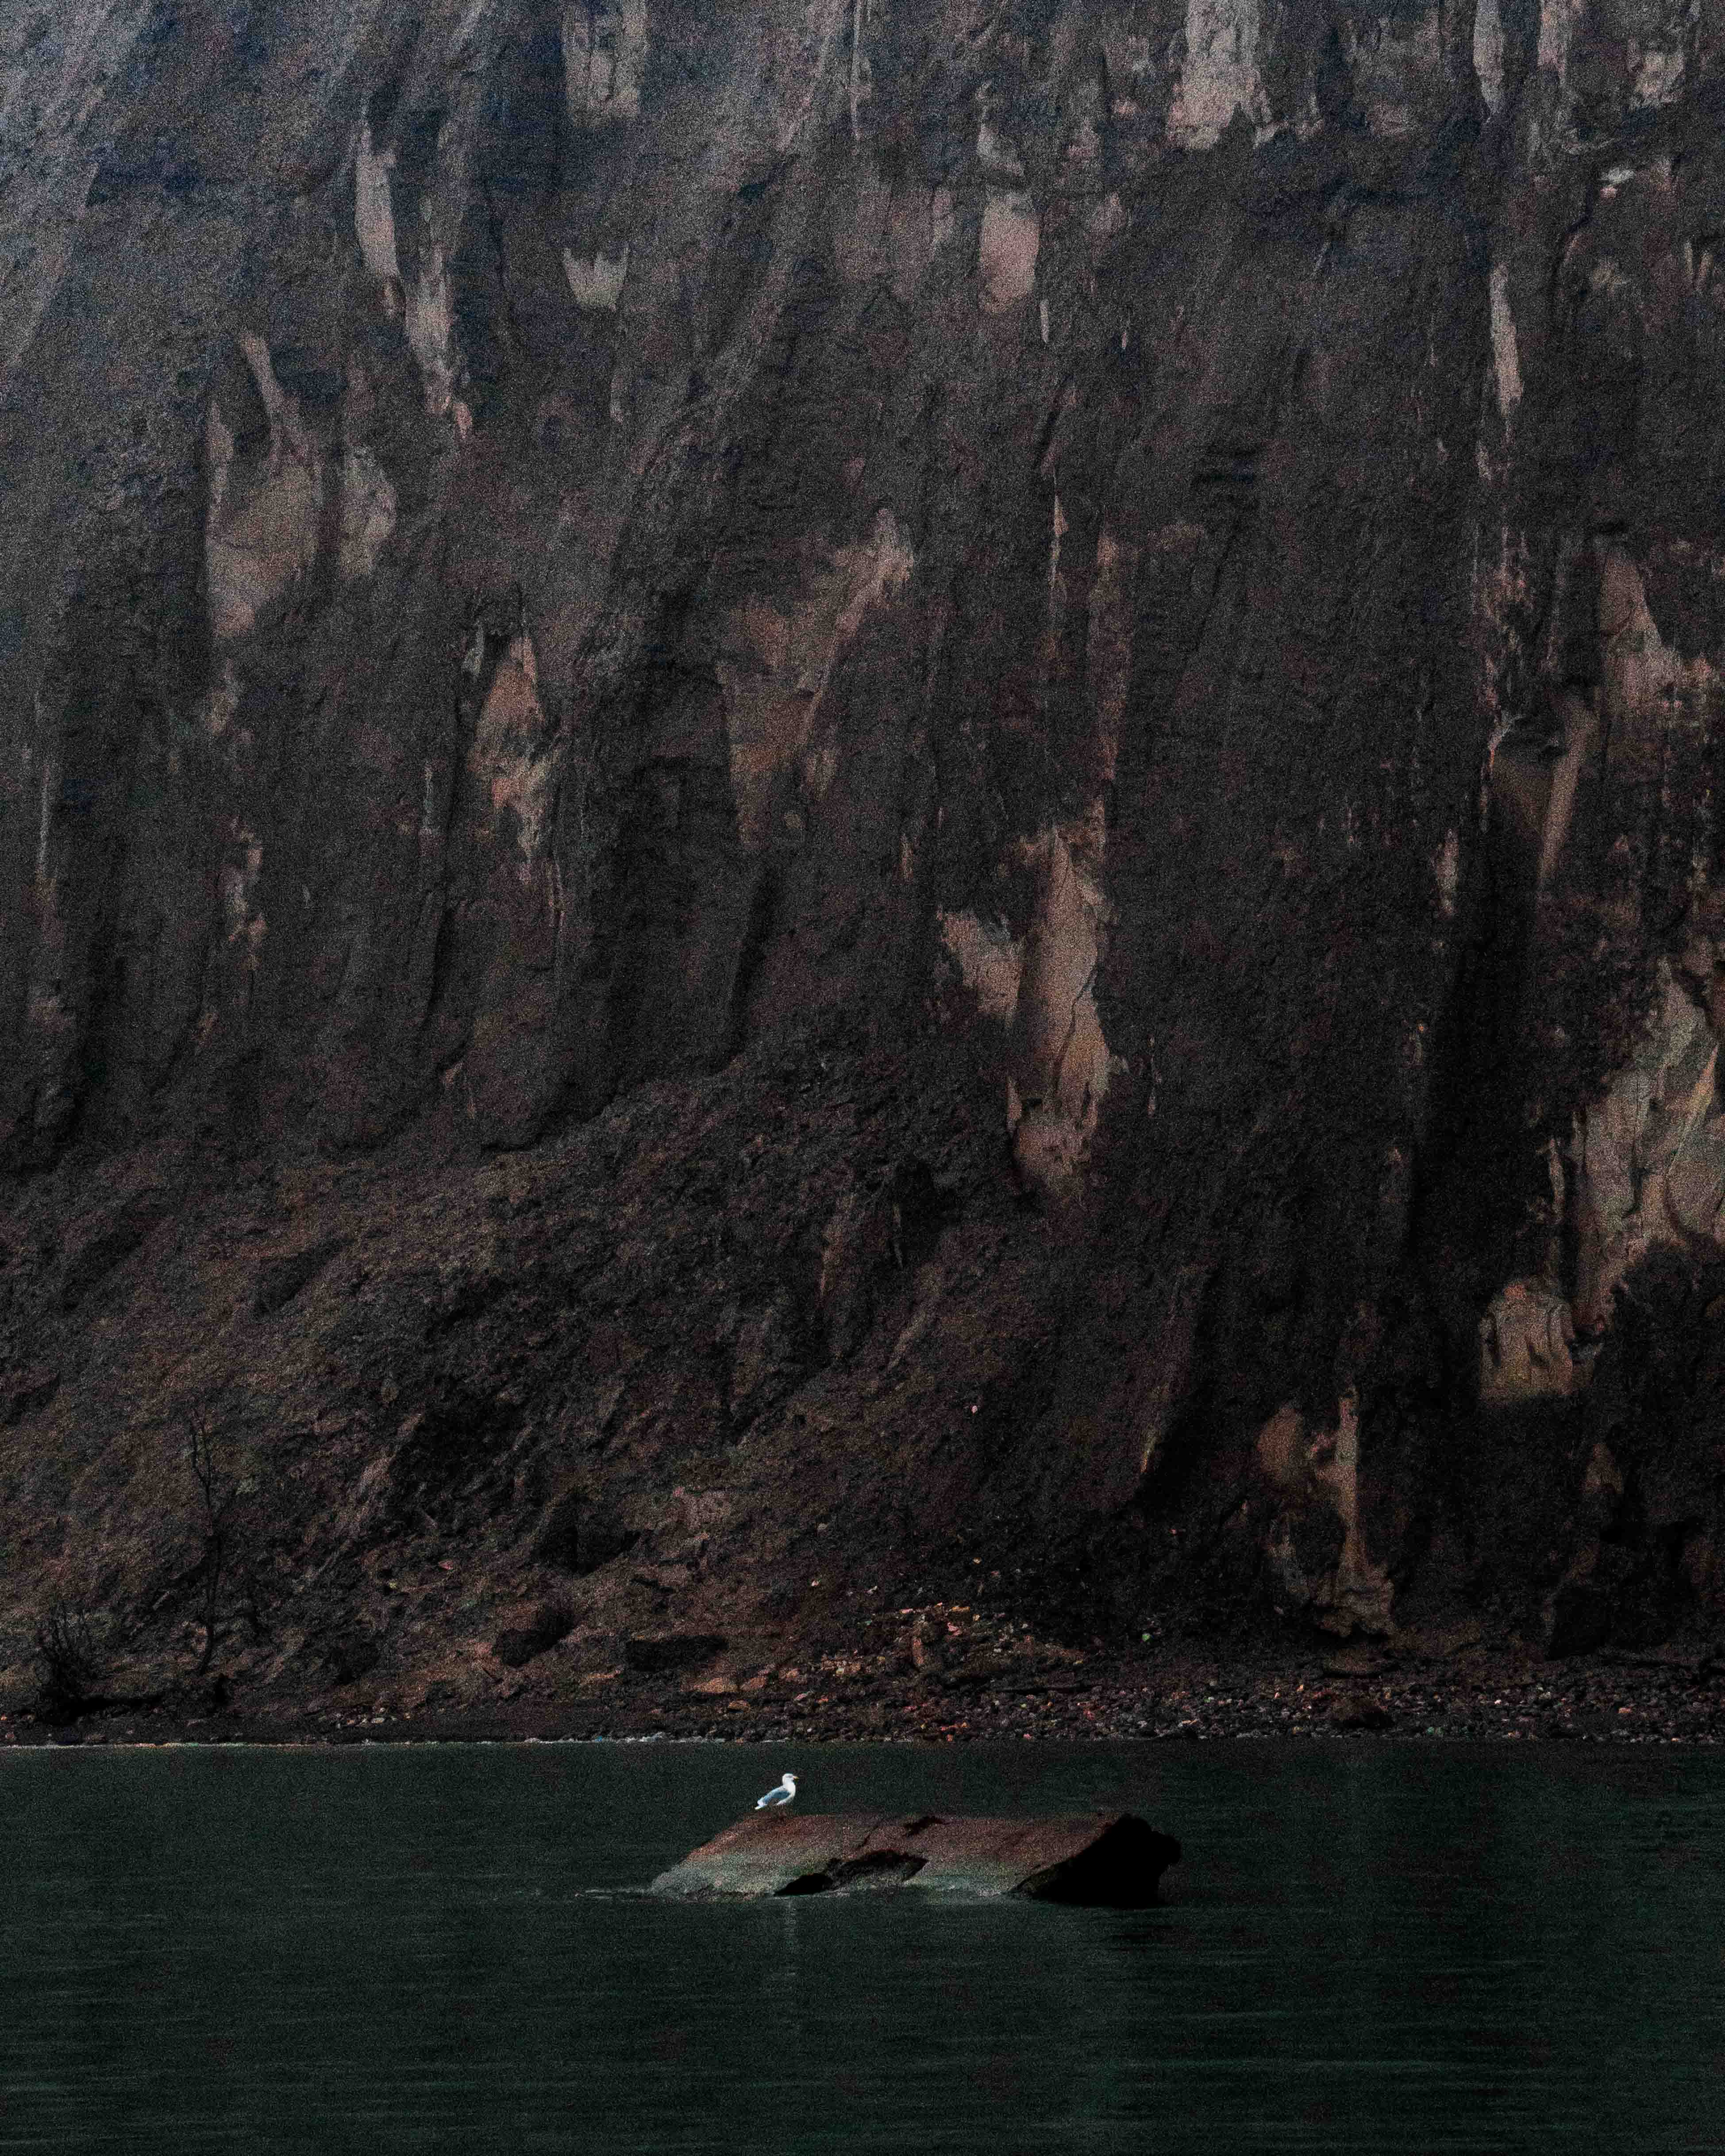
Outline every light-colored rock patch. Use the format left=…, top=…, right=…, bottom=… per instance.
left=1255, top=1401, right=1306, bottom=1489
left=1479, top=1277, right=1586, bottom=1403
left=24, top=978, right=74, bottom=1042
left=1534, top=691, right=1598, bottom=894
left=936, top=912, right=1022, bottom=1028
left=1599, top=549, right=1717, bottom=736
left=562, top=0, right=649, bottom=126
left=978, top=191, right=1040, bottom=314
left=954, top=521, right=1139, bottom=1202
left=472, top=633, right=554, bottom=873
left=32, top=748, right=56, bottom=890
left=1583, top=1438, right=1624, bottom=1514
left=21, top=746, right=73, bottom=1080
left=1309, top=1395, right=1394, bottom=1632
left=220, top=827, right=266, bottom=974
left=1574, top=961, right=1725, bottom=1329
left=447, top=0, right=492, bottom=61
left=1434, top=827, right=1460, bottom=916
left=1007, top=826, right=1117, bottom=1201
left=1047, top=494, right=1067, bottom=606
left=563, top=244, right=630, bottom=311
left=716, top=507, right=914, bottom=849
left=1262, top=1395, right=1394, bottom=1633
left=1480, top=952, right=1725, bottom=1397
left=1538, top=0, right=1579, bottom=86
left=848, top=0, right=871, bottom=141
left=204, top=337, right=323, bottom=644
left=1087, top=528, right=1138, bottom=785
left=354, top=123, right=401, bottom=292
left=1474, top=0, right=1505, bottom=112
left=339, top=447, right=397, bottom=582
left=405, top=242, right=458, bottom=418
left=977, top=118, right=1024, bottom=180
left=1632, top=44, right=1684, bottom=105
left=201, top=662, right=242, bottom=742
left=765, top=0, right=852, bottom=159
left=1489, top=261, right=1522, bottom=417
left=1168, top=0, right=1269, bottom=148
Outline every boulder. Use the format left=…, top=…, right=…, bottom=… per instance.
left=59, top=1195, right=171, bottom=1310
left=253, top=1235, right=347, bottom=1318
left=624, top=1631, right=727, bottom=1675
left=532, top=1488, right=639, bottom=1577
left=322, top=1630, right=380, bottom=1686
left=493, top=1599, right=575, bottom=1669
left=651, top=1812, right=1180, bottom=1906
left=0, top=1366, right=60, bottom=1428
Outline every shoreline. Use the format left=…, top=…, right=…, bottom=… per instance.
left=5, top=1635, right=1722, bottom=1749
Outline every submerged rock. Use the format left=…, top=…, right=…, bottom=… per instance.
left=651, top=1812, right=1181, bottom=1906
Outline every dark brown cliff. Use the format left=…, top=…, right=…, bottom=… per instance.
left=2, top=0, right=1723, bottom=1718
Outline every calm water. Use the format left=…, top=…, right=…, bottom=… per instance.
left=2, top=1739, right=1721, bottom=2153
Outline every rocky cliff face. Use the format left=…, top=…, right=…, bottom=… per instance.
left=3, top=0, right=1724, bottom=1711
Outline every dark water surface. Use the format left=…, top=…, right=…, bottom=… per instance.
left=3, top=1739, right=1722, bottom=2152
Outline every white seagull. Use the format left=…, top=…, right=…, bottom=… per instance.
left=755, top=1772, right=797, bottom=1809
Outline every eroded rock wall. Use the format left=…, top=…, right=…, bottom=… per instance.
left=3, top=0, right=1725, bottom=1666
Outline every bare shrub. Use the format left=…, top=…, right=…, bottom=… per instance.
left=184, top=1404, right=266, bottom=1677
left=32, top=1599, right=105, bottom=1719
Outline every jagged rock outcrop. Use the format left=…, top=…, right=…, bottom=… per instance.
left=3, top=0, right=1725, bottom=1700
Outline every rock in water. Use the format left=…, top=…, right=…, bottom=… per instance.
left=651, top=1813, right=1181, bottom=1906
